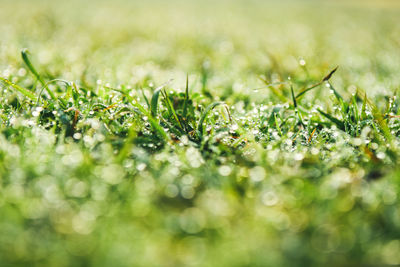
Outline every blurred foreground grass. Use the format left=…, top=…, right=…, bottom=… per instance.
left=1, top=0, right=400, bottom=266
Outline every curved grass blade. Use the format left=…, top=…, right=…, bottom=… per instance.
left=21, top=49, right=57, bottom=101
left=150, top=87, right=163, bottom=117
left=150, top=80, right=173, bottom=117
left=197, top=101, right=224, bottom=137
left=317, top=108, right=345, bottom=131
left=36, top=79, right=70, bottom=105
left=0, top=77, right=36, bottom=101
left=223, top=104, right=232, bottom=123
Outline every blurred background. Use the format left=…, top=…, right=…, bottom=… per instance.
left=1, top=0, right=400, bottom=101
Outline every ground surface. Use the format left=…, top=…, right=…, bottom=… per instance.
left=1, top=0, right=400, bottom=266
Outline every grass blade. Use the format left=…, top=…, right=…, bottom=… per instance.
left=295, top=81, right=323, bottom=99
left=162, top=89, right=183, bottom=131
left=36, top=79, right=70, bottom=105
left=361, top=92, right=367, bottom=120
left=274, top=112, right=282, bottom=136
left=197, top=101, right=223, bottom=137
left=290, top=84, right=297, bottom=108
left=322, top=66, right=339, bottom=82
left=0, top=77, right=36, bottom=101
left=182, top=74, right=189, bottom=119
left=150, top=87, right=163, bottom=117
left=328, top=82, right=344, bottom=102
left=141, top=88, right=150, bottom=109
left=150, top=80, right=172, bottom=117
left=317, top=108, right=345, bottom=131
left=21, top=49, right=57, bottom=101
left=352, top=93, right=360, bottom=123
left=133, top=99, right=168, bottom=140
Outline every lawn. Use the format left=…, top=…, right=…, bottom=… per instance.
left=1, top=0, right=400, bottom=266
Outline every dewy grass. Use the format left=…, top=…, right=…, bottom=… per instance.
left=21, top=49, right=57, bottom=101
left=0, top=77, right=36, bottom=101
left=1, top=0, right=400, bottom=266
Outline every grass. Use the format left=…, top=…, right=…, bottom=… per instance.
left=1, top=0, right=400, bottom=266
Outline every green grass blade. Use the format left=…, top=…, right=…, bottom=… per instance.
left=133, top=99, right=168, bottom=140
left=162, top=89, right=183, bottom=131
left=352, top=94, right=360, bottom=123
left=290, top=84, right=297, bottom=108
left=36, top=79, right=70, bottom=105
left=274, top=112, right=282, bottom=136
left=295, top=81, right=322, bottom=99
left=150, top=80, right=172, bottom=117
left=328, top=82, right=344, bottom=102
left=141, top=88, right=150, bottom=109
left=0, top=77, right=36, bottom=101
left=21, top=49, right=41, bottom=81
left=150, top=87, right=163, bottom=117
left=317, top=108, right=345, bottom=130
left=197, top=101, right=223, bottom=137
left=21, top=49, right=57, bottom=101
left=182, top=74, right=189, bottom=119
left=361, top=92, right=367, bottom=120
